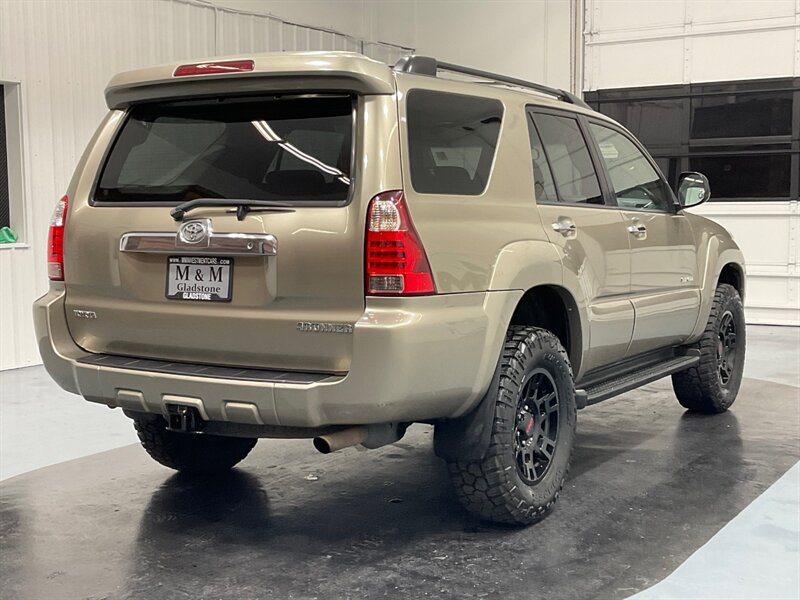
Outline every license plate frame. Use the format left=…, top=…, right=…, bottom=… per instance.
left=165, top=256, right=233, bottom=303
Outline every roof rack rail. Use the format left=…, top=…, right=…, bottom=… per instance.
left=393, top=55, right=592, bottom=111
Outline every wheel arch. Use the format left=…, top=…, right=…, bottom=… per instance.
left=718, top=262, right=745, bottom=301
left=509, top=284, right=583, bottom=376
left=434, top=285, right=583, bottom=463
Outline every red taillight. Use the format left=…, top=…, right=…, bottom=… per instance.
left=47, top=195, right=68, bottom=281
left=365, top=190, right=436, bottom=296
left=173, top=60, right=255, bottom=77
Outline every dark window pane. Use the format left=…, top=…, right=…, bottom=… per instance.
left=406, top=90, right=503, bottom=195
left=534, top=114, right=603, bottom=205
left=691, top=92, right=793, bottom=138
left=0, top=85, right=8, bottom=229
left=589, top=123, right=674, bottom=211
left=97, top=95, right=354, bottom=204
left=598, top=99, right=684, bottom=147
left=526, top=114, right=558, bottom=203
left=690, top=154, right=792, bottom=199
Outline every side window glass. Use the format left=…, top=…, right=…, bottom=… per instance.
left=588, top=122, right=674, bottom=212
left=533, top=113, right=604, bottom=205
left=526, top=113, right=558, bottom=203
left=407, top=90, right=503, bottom=195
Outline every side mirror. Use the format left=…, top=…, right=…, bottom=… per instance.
left=676, top=171, right=711, bottom=209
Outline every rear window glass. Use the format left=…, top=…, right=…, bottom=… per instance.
left=406, top=90, right=503, bottom=195
left=95, top=95, right=354, bottom=204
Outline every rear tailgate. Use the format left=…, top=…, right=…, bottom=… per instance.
left=63, top=75, right=399, bottom=373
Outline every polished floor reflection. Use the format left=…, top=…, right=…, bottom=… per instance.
left=1, top=377, right=798, bottom=600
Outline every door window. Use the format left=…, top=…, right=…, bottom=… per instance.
left=589, top=123, right=674, bottom=211
left=531, top=113, right=603, bottom=205
left=526, top=114, right=558, bottom=203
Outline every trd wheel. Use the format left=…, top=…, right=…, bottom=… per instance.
left=132, top=414, right=257, bottom=473
left=672, top=283, right=746, bottom=413
left=447, top=326, right=576, bottom=525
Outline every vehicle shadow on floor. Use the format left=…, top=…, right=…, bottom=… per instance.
left=122, top=407, right=750, bottom=598
left=132, top=405, right=745, bottom=546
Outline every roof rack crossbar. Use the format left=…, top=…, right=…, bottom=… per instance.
left=393, top=55, right=591, bottom=111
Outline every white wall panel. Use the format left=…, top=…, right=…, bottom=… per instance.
left=209, top=0, right=370, bottom=40
left=217, top=11, right=283, bottom=54
left=689, top=29, right=796, bottom=82
left=369, top=0, right=577, bottom=89
left=0, top=0, right=409, bottom=371
left=594, top=38, right=686, bottom=88
left=690, top=0, right=796, bottom=23
left=692, top=202, right=800, bottom=326
left=592, top=0, right=685, bottom=31
left=586, top=0, right=800, bottom=89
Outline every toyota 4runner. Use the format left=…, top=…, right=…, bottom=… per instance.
left=33, top=52, right=746, bottom=525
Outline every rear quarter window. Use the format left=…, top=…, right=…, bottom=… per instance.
left=406, top=90, right=503, bottom=195
left=95, top=95, right=354, bottom=205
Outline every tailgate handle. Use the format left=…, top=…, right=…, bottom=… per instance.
left=119, top=231, right=277, bottom=256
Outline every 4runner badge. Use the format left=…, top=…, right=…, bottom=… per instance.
left=297, top=322, right=354, bottom=334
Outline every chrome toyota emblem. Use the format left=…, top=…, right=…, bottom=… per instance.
left=178, top=220, right=208, bottom=244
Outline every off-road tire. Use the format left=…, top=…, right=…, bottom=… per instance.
left=132, top=414, right=257, bottom=473
left=672, top=283, right=746, bottom=413
left=447, top=326, right=576, bottom=525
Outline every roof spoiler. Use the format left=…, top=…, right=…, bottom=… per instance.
left=393, top=55, right=592, bottom=111
left=104, top=52, right=396, bottom=109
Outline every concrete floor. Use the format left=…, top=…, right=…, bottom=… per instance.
left=0, top=325, right=798, bottom=599
left=0, top=366, right=137, bottom=481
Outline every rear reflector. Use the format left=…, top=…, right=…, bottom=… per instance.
left=365, top=190, right=436, bottom=296
left=173, top=60, right=255, bottom=77
left=47, top=195, right=68, bottom=281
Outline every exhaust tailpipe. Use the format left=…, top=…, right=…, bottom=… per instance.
left=313, top=427, right=367, bottom=454
left=312, top=423, right=408, bottom=454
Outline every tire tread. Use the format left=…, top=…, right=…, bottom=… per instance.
left=133, top=415, right=256, bottom=473
left=672, top=283, right=745, bottom=414
left=448, top=326, right=575, bottom=525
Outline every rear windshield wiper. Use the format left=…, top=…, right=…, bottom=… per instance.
left=171, top=198, right=294, bottom=221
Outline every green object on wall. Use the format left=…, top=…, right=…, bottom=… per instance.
left=0, top=226, right=18, bottom=243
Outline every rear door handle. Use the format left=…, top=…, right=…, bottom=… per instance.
left=551, top=220, right=577, bottom=236
left=627, top=223, right=647, bottom=237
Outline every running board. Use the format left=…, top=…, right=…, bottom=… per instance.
left=575, top=351, right=700, bottom=409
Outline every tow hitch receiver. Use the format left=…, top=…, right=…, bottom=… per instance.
left=166, top=404, right=204, bottom=433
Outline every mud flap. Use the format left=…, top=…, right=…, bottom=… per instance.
left=433, top=351, right=503, bottom=462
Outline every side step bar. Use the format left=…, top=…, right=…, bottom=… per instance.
left=575, top=351, right=700, bottom=409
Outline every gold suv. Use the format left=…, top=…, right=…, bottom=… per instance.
left=33, top=52, right=746, bottom=525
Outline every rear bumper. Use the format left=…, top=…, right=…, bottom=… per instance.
left=33, top=288, right=520, bottom=429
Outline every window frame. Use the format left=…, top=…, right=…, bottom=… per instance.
left=526, top=106, right=614, bottom=209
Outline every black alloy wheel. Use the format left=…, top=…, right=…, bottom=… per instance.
left=514, top=369, right=560, bottom=483
left=717, top=310, right=737, bottom=386
left=445, top=326, right=576, bottom=525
